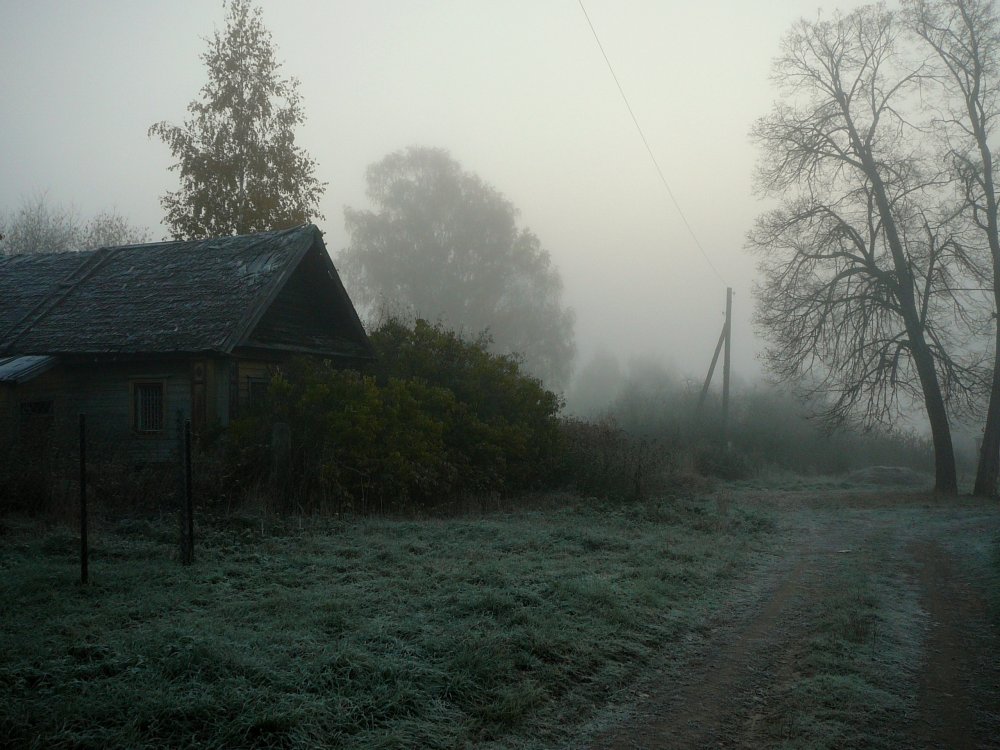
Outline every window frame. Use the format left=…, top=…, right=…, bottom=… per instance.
left=246, top=376, right=268, bottom=411
left=19, top=399, right=54, bottom=418
left=131, top=380, right=166, bottom=434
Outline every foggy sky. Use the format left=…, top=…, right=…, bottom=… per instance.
left=0, top=0, right=860, bottom=389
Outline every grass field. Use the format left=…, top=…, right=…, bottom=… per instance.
left=0, top=496, right=774, bottom=749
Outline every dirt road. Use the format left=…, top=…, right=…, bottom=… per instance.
left=589, top=490, right=1000, bottom=750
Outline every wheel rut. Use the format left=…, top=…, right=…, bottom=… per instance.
left=588, top=497, right=1000, bottom=750
left=589, top=515, right=830, bottom=750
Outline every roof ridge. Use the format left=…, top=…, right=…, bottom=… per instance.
left=0, top=247, right=120, bottom=353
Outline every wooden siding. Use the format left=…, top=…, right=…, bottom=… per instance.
left=0, top=386, right=14, bottom=446
left=246, top=249, right=363, bottom=356
left=211, top=358, right=231, bottom=427
left=1, top=360, right=193, bottom=463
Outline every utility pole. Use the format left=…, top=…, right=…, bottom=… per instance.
left=697, top=287, right=733, bottom=450
left=722, top=287, right=732, bottom=450
left=697, top=326, right=726, bottom=412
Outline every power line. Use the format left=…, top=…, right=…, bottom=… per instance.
left=576, top=0, right=727, bottom=286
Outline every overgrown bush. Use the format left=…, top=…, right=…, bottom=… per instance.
left=224, top=319, right=563, bottom=511
left=693, top=443, right=755, bottom=481
left=730, top=388, right=932, bottom=474
left=370, top=319, right=563, bottom=487
left=555, top=417, right=669, bottom=501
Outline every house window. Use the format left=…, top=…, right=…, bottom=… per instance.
left=133, top=382, right=164, bottom=433
left=247, top=377, right=268, bottom=410
left=20, top=400, right=53, bottom=418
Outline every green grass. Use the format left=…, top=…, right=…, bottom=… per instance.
left=0, top=498, right=773, bottom=749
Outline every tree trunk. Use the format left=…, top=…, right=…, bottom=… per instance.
left=968, top=103, right=1000, bottom=497
left=913, top=341, right=959, bottom=494
left=855, top=143, right=959, bottom=495
left=974, top=313, right=1000, bottom=497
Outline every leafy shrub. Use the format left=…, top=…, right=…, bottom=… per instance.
left=224, top=319, right=563, bottom=511
left=371, top=319, right=563, bottom=485
left=730, top=388, right=932, bottom=474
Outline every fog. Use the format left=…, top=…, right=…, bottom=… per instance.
left=0, top=0, right=860, bottom=389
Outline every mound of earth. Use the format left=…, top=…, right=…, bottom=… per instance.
left=846, top=465, right=931, bottom=486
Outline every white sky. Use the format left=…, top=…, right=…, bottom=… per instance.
left=0, top=0, right=861, bottom=388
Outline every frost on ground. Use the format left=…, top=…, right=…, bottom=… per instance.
left=588, top=490, right=1000, bottom=750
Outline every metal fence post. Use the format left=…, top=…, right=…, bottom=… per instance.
left=183, top=418, right=193, bottom=565
left=79, top=413, right=88, bottom=585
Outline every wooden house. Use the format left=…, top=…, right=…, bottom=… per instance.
left=0, top=224, right=372, bottom=462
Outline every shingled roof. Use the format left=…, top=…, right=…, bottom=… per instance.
left=0, top=225, right=373, bottom=360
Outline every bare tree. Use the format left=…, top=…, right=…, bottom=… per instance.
left=0, top=193, right=79, bottom=255
left=0, top=194, right=150, bottom=256
left=908, top=0, right=1000, bottom=495
left=81, top=210, right=151, bottom=249
left=750, top=5, right=971, bottom=493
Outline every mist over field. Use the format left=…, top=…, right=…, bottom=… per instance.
left=1, top=0, right=867, bottom=392
left=4, top=4, right=1000, bottom=747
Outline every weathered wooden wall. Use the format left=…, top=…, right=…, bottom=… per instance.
left=3, top=360, right=192, bottom=464
left=0, top=356, right=286, bottom=464
left=245, top=249, right=364, bottom=357
left=0, top=386, right=14, bottom=447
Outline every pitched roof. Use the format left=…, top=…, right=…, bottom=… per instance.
left=0, top=225, right=373, bottom=360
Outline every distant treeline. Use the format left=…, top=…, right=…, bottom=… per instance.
left=568, top=359, right=938, bottom=480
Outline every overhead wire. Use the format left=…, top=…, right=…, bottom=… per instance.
left=576, top=0, right=728, bottom=286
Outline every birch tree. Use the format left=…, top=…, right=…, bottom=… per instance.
left=149, top=0, right=324, bottom=239
left=340, top=147, right=576, bottom=389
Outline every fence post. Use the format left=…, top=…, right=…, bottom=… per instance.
left=79, top=413, right=88, bottom=585
left=176, top=410, right=189, bottom=564
left=183, top=418, right=194, bottom=565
